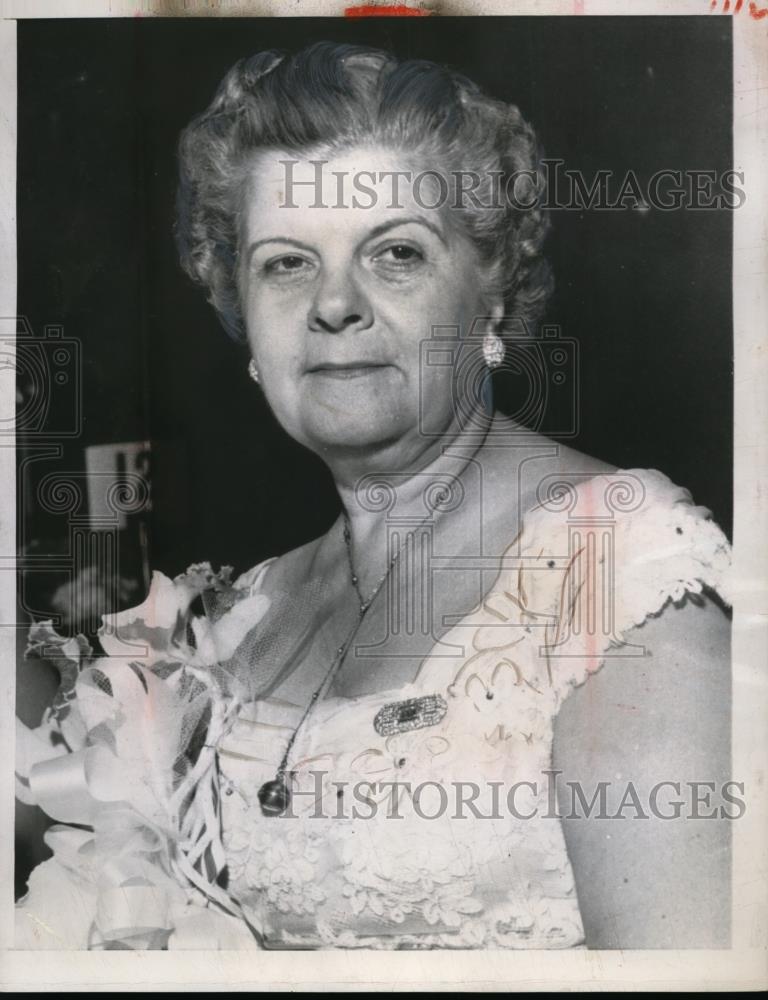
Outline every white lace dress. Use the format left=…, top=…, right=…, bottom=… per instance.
left=15, top=467, right=732, bottom=949
left=215, top=467, right=733, bottom=949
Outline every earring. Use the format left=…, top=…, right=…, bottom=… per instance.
left=248, top=358, right=260, bottom=384
left=482, top=331, right=505, bottom=370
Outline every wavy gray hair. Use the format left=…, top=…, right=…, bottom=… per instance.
left=176, top=40, right=553, bottom=343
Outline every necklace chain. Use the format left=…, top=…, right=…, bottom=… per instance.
left=255, top=445, right=488, bottom=815
left=262, top=507, right=442, bottom=812
left=342, top=513, right=402, bottom=616
left=269, top=514, right=416, bottom=792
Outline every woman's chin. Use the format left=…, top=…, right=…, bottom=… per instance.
left=298, top=414, right=410, bottom=456
left=277, top=390, right=403, bottom=449
left=313, top=430, right=404, bottom=457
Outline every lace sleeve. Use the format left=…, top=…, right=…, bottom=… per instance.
left=514, top=468, right=733, bottom=699
left=418, top=468, right=733, bottom=706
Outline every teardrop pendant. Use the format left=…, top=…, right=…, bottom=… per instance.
left=257, top=777, right=291, bottom=817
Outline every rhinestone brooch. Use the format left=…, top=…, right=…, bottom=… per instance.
left=373, top=694, right=448, bottom=737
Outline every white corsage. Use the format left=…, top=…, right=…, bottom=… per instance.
left=15, top=562, right=270, bottom=949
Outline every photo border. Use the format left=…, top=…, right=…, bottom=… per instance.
left=1, top=1, right=765, bottom=991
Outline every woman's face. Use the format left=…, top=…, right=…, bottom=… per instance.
left=238, top=147, right=501, bottom=458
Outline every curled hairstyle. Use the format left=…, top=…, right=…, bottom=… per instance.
left=176, top=41, right=552, bottom=343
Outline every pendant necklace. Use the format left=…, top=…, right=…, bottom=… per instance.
left=256, top=512, right=417, bottom=817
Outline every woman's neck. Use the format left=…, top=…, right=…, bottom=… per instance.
left=328, top=405, right=497, bottom=571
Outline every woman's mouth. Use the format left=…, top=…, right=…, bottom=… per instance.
left=307, top=362, right=392, bottom=380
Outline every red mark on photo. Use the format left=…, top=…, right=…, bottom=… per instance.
left=710, top=0, right=768, bottom=17
left=345, top=3, right=434, bottom=15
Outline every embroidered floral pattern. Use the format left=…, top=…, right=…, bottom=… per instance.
left=241, top=827, right=327, bottom=916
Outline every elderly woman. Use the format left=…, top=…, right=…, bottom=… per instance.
left=16, top=42, right=732, bottom=951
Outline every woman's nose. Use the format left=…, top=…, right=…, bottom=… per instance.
left=308, top=268, right=373, bottom=334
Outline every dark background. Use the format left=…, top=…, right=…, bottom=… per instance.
left=15, top=15, right=733, bottom=893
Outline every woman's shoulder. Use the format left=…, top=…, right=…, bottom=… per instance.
left=480, top=428, right=614, bottom=528
left=523, top=461, right=731, bottom=622
left=464, top=444, right=734, bottom=695
left=483, top=431, right=731, bottom=588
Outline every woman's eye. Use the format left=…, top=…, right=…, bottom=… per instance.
left=373, top=244, right=425, bottom=268
left=264, top=254, right=313, bottom=277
